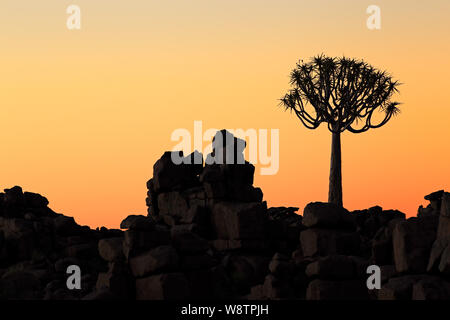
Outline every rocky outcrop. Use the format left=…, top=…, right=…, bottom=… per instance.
left=1, top=130, right=449, bottom=300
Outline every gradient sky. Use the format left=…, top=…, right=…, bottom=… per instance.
left=1, top=0, right=449, bottom=228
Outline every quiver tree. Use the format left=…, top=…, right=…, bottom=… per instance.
left=281, top=55, right=401, bottom=207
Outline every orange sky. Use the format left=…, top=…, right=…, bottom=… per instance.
left=1, top=0, right=449, bottom=228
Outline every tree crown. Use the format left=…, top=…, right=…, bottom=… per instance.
left=281, top=55, right=401, bottom=133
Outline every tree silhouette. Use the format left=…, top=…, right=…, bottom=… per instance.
left=281, top=55, right=401, bottom=207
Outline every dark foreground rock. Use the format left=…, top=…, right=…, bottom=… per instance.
left=1, top=130, right=449, bottom=300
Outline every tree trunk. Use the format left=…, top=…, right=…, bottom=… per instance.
left=328, top=131, right=343, bottom=207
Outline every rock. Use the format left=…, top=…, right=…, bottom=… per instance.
left=206, top=130, right=246, bottom=165
left=98, top=237, right=124, bottom=262
left=302, top=202, right=352, bottom=229
left=439, top=243, right=450, bottom=274
left=378, top=275, right=421, bottom=300
left=178, top=205, right=209, bottom=227
left=380, top=265, right=397, bottom=284
left=171, top=227, right=209, bottom=253
left=129, top=245, right=179, bottom=277
left=230, top=185, right=263, bottom=203
left=123, top=224, right=170, bottom=258
left=437, top=192, right=450, bottom=239
left=305, top=255, right=355, bottom=279
left=120, top=215, right=155, bottom=231
left=211, top=239, right=268, bottom=252
left=65, top=242, right=98, bottom=260
left=268, top=259, right=294, bottom=277
left=23, top=192, right=49, bottom=209
left=199, top=164, right=224, bottom=183
left=393, top=216, right=438, bottom=273
left=152, top=151, right=200, bottom=192
left=181, top=254, right=215, bottom=270
left=3, top=186, right=24, bottom=208
left=412, top=276, right=450, bottom=300
left=0, top=270, right=41, bottom=299
left=263, top=274, right=293, bottom=299
left=425, top=190, right=445, bottom=202
left=135, top=273, right=189, bottom=300
left=157, top=191, right=190, bottom=218
left=248, top=285, right=266, bottom=300
left=306, top=279, right=368, bottom=300
left=222, top=162, right=255, bottom=187
left=96, top=262, right=133, bottom=298
left=54, top=215, right=79, bottom=235
left=203, top=181, right=227, bottom=200
left=300, top=228, right=360, bottom=257
left=371, top=227, right=394, bottom=265
left=223, top=255, right=270, bottom=293
left=427, top=193, right=450, bottom=272
left=211, top=201, right=267, bottom=240
left=184, top=269, right=214, bottom=299
left=424, top=190, right=444, bottom=212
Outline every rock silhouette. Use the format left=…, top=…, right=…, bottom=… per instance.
left=1, top=130, right=450, bottom=300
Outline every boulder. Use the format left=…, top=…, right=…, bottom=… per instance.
left=211, top=201, right=267, bottom=240
left=211, top=239, right=268, bottom=252
left=305, top=255, right=355, bottom=279
left=437, top=192, right=450, bottom=239
left=120, top=215, right=155, bottom=231
left=439, top=243, right=450, bottom=274
left=23, top=192, right=49, bottom=209
left=263, top=274, right=293, bottom=299
left=412, top=275, right=450, bottom=300
left=393, top=216, right=438, bottom=273
left=300, top=228, right=360, bottom=257
left=378, top=275, right=421, bottom=300
left=123, top=225, right=170, bottom=258
left=129, top=245, right=179, bottom=277
left=96, top=262, right=133, bottom=298
left=135, top=273, right=189, bottom=300
left=98, top=237, right=124, bottom=262
left=181, top=254, right=215, bottom=270
left=206, top=130, right=246, bottom=165
left=0, top=270, right=41, bottom=299
left=152, top=151, right=200, bottom=192
left=268, top=253, right=294, bottom=278
left=171, top=227, right=209, bottom=253
left=302, top=202, right=352, bottom=229
left=306, top=279, right=368, bottom=300
left=380, top=265, right=397, bottom=284
left=157, top=191, right=189, bottom=217
left=54, top=215, right=79, bottom=235
left=427, top=193, right=450, bottom=271
left=3, top=186, right=24, bottom=208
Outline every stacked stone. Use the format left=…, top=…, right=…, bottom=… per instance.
left=294, top=202, right=368, bottom=300
left=376, top=192, right=450, bottom=300
left=122, top=130, right=272, bottom=299
left=3, top=133, right=450, bottom=300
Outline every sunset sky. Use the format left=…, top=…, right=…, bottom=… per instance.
left=1, top=0, right=449, bottom=228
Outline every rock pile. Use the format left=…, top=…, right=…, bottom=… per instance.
left=0, top=186, right=122, bottom=299
left=1, top=130, right=450, bottom=300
